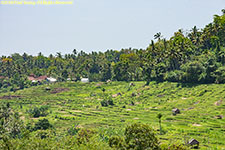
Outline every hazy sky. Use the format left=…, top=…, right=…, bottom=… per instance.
left=0, top=0, right=224, bottom=56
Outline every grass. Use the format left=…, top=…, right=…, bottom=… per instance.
left=0, top=81, right=224, bottom=149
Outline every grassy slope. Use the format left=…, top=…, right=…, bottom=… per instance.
left=0, top=81, right=224, bottom=149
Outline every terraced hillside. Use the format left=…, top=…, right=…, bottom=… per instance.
left=0, top=81, right=224, bottom=149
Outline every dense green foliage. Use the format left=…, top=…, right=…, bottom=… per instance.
left=0, top=10, right=225, bottom=92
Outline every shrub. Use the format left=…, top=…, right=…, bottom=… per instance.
left=67, top=124, right=80, bottom=136
left=35, top=130, right=55, bottom=139
left=100, top=96, right=114, bottom=107
left=28, top=105, right=49, bottom=118
left=29, top=107, right=41, bottom=118
left=100, top=99, right=108, bottom=107
left=33, top=119, right=52, bottom=131
left=124, top=123, right=159, bottom=150
left=109, top=136, right=125, bottom=149
left=76, top=128, right=96, bottom=145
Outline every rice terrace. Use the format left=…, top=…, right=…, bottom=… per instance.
left=0, top=81, right=225, bottom=149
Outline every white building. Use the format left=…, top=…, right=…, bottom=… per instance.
left=47, top=77, right=57, bottom=83
left=81, top=78, right=89, bottom=83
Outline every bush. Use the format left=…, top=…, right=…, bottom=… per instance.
left=35, top=130, right=55, bottom=139
left=100, top=99, right=108, bottom=107
left=76, top=128, right=96, bottom=145
left=124, top=123, right=159, bottom=150
left=67, top=124, right=80, bottom=136
left=33, top=119, right=52, bottom=131
left=28, top=106, right=49, bottom=118
left=100, top=96, right=114, bottom=107
left=109, top=136, right=125, bottom=149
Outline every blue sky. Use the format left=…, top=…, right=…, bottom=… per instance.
left=0, top=0, right=225, bottom=56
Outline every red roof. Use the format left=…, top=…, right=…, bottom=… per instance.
left=37, top=76, right=48, bottom=81
left=28, top=76, right=35, bottom=81
left=0, top=76, right=5, bottom=79
left=27, top=75, right=48, bottom=81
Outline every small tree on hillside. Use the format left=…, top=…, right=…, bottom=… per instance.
left=157, top=113, right=163, bottom=135
left=0, top=103, right=25, bottom=138
left=125, top=123, right=159, bottom=150
left=33, top=119, right=52, bottom=131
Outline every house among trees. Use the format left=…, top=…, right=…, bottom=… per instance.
left=188, top=139, right=199, bottom=148
left=28, top=74, right=57, bottom=84
left=81, top=78, right=89, bottom=83
left=172, top=108, right=180, bottom=115
left=27, top=74, right=36, bottom=81
left=28, top=74, right=48, bottom=82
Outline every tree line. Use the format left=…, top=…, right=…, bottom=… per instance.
left=0, top=10, right=225, bottom=91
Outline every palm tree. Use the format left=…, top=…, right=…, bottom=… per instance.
left=157, top=113, right=163, bottom=134
left=189, top=26, right=201, bottom=46
left=56, top=52, right=62, bottom=58
left=154, top=32, right=162, bottom=41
